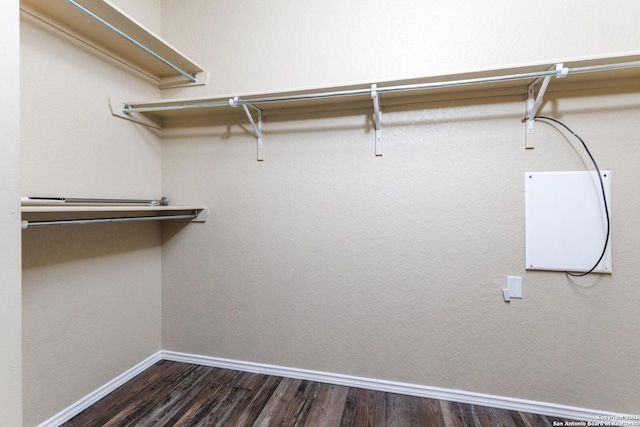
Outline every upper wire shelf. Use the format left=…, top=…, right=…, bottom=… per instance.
left=119, top=54, right=640, bottom=125
left=20, top=0, right=207, bottom=88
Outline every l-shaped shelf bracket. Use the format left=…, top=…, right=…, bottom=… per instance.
left=230, top=97, right=264, bottom=161
left=523, top=63, right=568, bottom=149
left=371, top=84, right=383, bottom=156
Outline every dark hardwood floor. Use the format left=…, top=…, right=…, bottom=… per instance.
left=62, top=360, right=573, bottom=426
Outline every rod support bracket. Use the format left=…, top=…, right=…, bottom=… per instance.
left=231, top=97, right=264, bottom=161
left=371, top=84, right=383, bottom=156
left=524, top=63, right=566, bottom=149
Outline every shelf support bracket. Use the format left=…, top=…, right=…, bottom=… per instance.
left=371, top=84, right=383, bottom=156
left=230, top=97, right=264, bottom=161
left=523, top=63, right=568, bottom=149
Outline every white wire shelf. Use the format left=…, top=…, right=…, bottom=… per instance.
left=117, top=53, right=640, bottom=127
left=20, top=0, right=206, bottom=88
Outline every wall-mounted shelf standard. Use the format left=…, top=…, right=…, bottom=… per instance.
left=113, top=53, right=640, bottom=158
left=20, top=0, right=207, bottom=88
left=21, top=206, right=209, bottom=229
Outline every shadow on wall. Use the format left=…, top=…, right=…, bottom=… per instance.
left=161, top=221, right=193, bottom=245
left=22, top=221, right=161, bottom=269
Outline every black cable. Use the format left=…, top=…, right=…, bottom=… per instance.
left=534, top=116, right=610, bottom=277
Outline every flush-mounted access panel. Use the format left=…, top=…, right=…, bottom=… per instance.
left=525, top=171, right=611, bottom=273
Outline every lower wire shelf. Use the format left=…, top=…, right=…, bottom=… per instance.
left=21, top=205, right=208, bottom=229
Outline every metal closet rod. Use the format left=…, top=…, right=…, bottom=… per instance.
left=122, top=60, right=640, bottom=114
left=65, top=0, right=197, bottom=83
left=22, top=196, right=169, bottom=206
left=21, top=212, right=198, bottom=229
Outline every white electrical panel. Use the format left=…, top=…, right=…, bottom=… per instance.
left=525, top=171, right=611, bottom=273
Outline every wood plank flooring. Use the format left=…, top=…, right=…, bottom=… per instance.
left=61, top=360, right=573, bottom=426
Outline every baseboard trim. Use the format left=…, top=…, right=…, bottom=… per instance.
left=39, top=349, right=637, bottom=426
left=37, top=351, right=164, bottom=427
left=162, top=350, right=633, bottom=423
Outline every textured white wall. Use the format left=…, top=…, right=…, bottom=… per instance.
left=0, top=1, right=22, bottom=426
left=159, top=0, right=640, bottom=415
left=110, top=0, right=162, bottom=34
left=20, top=2, right=164, bottom=424
left=161, top=89, right=640, bottom=414
left=160, top=0, right=640, bottom=96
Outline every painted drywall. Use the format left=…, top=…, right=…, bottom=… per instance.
left=161, top=89, right=640, bottom=414
left=20, top=2, right=163, bottom=424
left=0, top=1, right=22, bottom=426
left=160, top=0, right=640, bottom=97
left=159, top=0, right=640, bottom=415
left=110, top=0, right=162, bottom=35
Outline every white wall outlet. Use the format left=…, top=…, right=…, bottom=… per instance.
left=507, top=276, right=522, bottom=299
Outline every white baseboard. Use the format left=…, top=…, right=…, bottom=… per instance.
left=39, top=349, right=638, bottom=426
left=37, top=351, right=163, bottom=427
